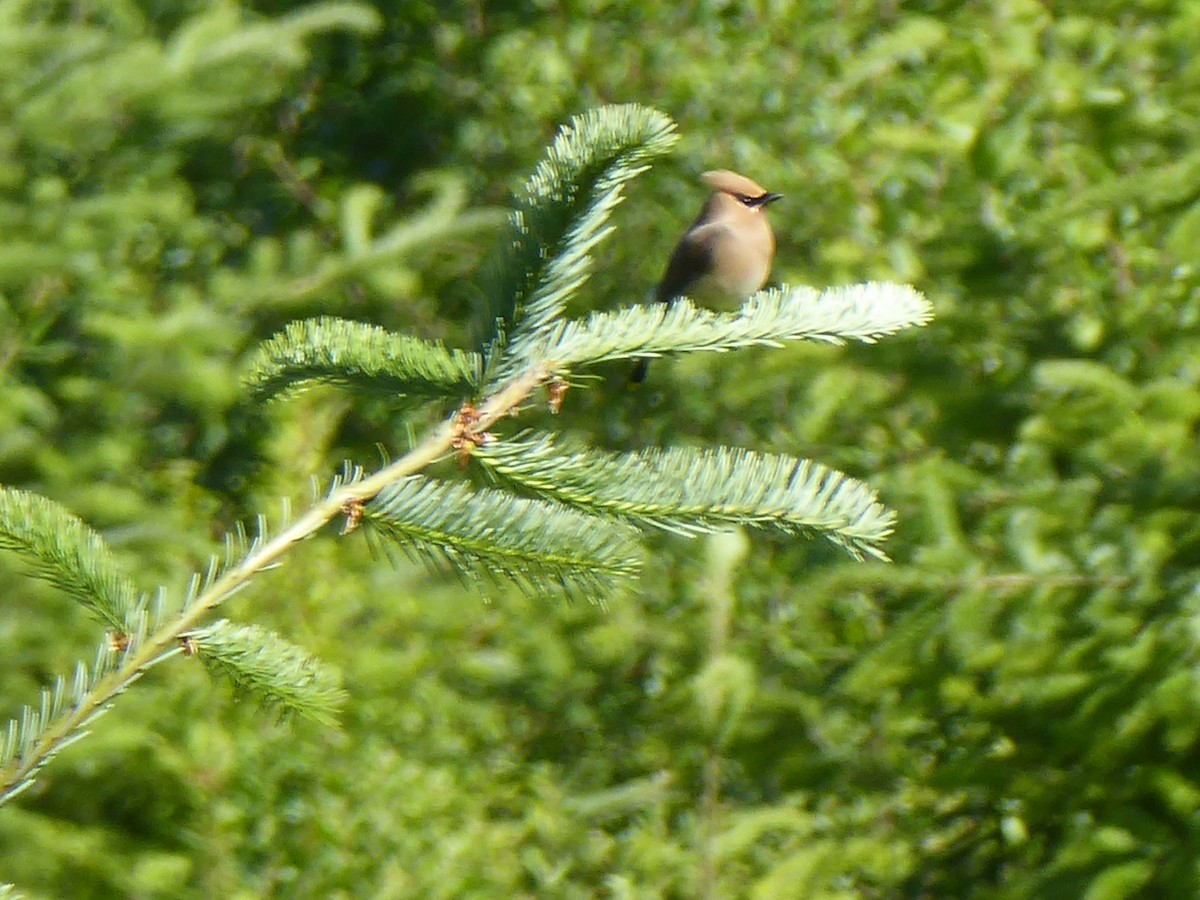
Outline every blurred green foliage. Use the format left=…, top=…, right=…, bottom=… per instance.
left=3, top=0, right=1200, bottom=897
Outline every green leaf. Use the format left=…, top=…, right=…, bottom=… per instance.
left=484, top=104, right=678, bottom=383
left=506, top=282, right=933, bottom=372
left=1083, top=860, right=1156, bottom=900
left=166, top=2, right=383, bottom=75
left=0, top=488, right=139, bottom=631
left=476, top=434, right=896, bottom=560
left=245, top=316, right=481, bottom=401
left=693, top=654, right=757, bottom=746
left=364, top=475, right=643, bottom=600
left=563, top=774, right=674, bottom=822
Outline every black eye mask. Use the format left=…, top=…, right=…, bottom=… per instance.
left=742, top=192, right=783, bottom=209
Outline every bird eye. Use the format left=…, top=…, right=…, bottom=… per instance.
left=739, top=194, right=756, bottom=206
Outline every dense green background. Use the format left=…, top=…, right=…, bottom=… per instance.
left=4, top=0, right=1200, bottom=896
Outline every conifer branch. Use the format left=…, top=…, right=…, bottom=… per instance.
left=0, top=99, right=933, bottom=825
left=0, top=489, right=140, bottom=632
left=476, top=434, right=896, bottom=560
left=365, top=476, right=642, bottom=598
left=187, top=619, right=347, bottom=725
left=507, top=282, right=933, bottom=373
left=484, top=104, right=678, bottom=383
left=0, top=631, right=175, bottom=804
left=0, top=366, right=550, bottom=805
left=246, top=316, right=481, bottom=401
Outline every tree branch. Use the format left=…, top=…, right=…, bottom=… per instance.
left=0, top=366, right=548, bottom=803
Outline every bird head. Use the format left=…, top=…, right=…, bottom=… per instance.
left=701, top=170, right=783, bottom=210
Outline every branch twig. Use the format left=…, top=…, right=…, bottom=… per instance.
left=0, top=367, right=548, bottom=802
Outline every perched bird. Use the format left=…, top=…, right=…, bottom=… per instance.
left=631, top=169, right=782, bottom=382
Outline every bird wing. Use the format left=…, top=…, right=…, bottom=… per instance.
left=654, top=224, right=729, bottom=303
left=635, top=224, right=729, bottom=384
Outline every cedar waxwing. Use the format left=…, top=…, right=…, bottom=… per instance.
left=631, top=169, right=782, bottom=382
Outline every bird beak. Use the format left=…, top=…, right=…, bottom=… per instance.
left=762, top=192, right=783, bottom=205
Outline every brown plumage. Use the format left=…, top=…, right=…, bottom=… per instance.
left=632, top=170, right=781, bottom=382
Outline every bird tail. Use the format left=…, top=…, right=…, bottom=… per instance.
left=629, top=357, right=650, bottom=384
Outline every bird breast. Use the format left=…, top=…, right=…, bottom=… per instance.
left=692, top=220, right=774, bottom=304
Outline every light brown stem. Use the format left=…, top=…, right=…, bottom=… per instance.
left=0, top=366, right=548, bottom=802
